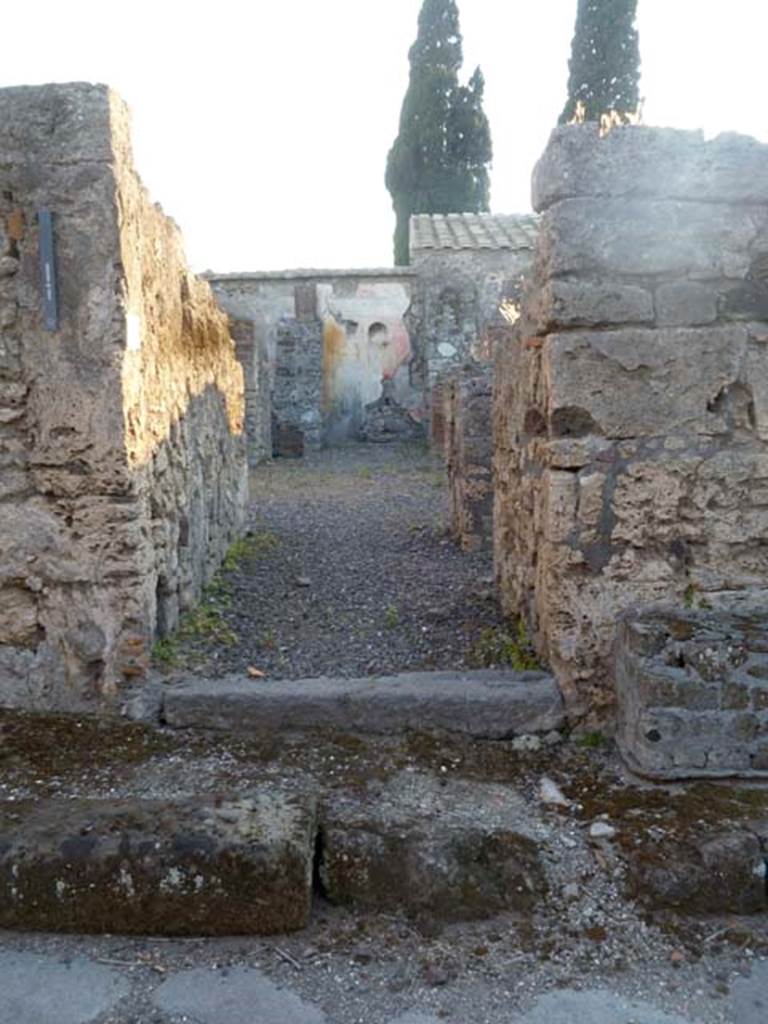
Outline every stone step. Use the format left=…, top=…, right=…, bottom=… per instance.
left=160, top=669, right=564, bottom=739
left=0, top=790, right=316, bottom=936
left=320, top=771, right=548, bottom=919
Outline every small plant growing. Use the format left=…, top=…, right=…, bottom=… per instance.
left=576, top=731, right=605, bottom=749
left=151, top=637, right=179, bottom=668
left=471, top=619, right=541, bottom=671
left=384, top=604, right=400, bottom=630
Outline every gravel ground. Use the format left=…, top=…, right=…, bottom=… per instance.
left=160, top=443, right=507, bottom=680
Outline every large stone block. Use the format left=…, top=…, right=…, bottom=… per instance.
left=0, top=791, right=316, bottom=935
left=532, top=124, right=768, bottom=211
left=538, top=198, right=761, bottom=280
left=543, top=326, right=747, bottom=439
left=615, top=602, right=768, bottom=778
left=320, top=772, right=547, bottom=919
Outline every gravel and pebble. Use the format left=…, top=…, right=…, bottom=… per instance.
left=163, top=443, right=506, bottom=680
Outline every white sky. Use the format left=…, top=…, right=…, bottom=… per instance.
left=3, top=1, right=767, bottom=272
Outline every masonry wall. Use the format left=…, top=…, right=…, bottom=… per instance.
left=209, top=271, right=422, bottom=449
left=444, top=369, right=494, bottom=551
left=494, top=125, right=768, bottom=720
left=0, top=84, right=246, bottom=711
left=411, top=248, right=531, bottom=386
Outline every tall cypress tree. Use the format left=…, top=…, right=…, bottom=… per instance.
left=386, top=0, right=492, bottom=265
left=559, top=0, right=640, bottom=125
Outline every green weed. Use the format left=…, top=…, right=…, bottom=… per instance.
left=471, top=619, right=541, bottom=671
left=384, top=604, right=400, bottom=630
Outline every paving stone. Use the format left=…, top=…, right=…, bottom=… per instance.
left=151, top=965, right=326, bottom=1023
left=320, top=770, right=547, bottom=920
left=162, top=669, right=565, bottom=740
left=727, top=959, right=768, bottom=1024
left=0, top=950, right=130, bottom=1024
left=517, top=989, right=694, bottom=1024
left=387, top=1013, right=443, bottom=1024
left=0, top=790, right=315, bottom=935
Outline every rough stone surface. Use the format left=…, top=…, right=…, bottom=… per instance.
left=231, top=318, right=271, bottom=465
left=320, top=771, right=547, bottom=920
left=0, top=83, right=247, bottom=712
left=626, top=828, right=768, bottom=914
left=615, top=601, right=768, bottom=778
left=0, top=790, right=315, bottom=935
left=729, top=960, right=768, bottom=1024
left=161, top=670, right=565, bottom=740
left=532, top=124, right=768, bottom=210
left=412, top=247, right=533, bottom=387
left=273, top=317, right=324, bottom=450
left=494, top=125, right=768, bottom=718
left=0, top=950, right=130, bottom=1024
left=516, top=988, right=695, bottom=1024
left=152, top=966, right=327, bottom=1024
left=443, top=368, right=493, bottom=551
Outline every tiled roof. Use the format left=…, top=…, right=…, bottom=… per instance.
left=409, top=212, right=539, bottom=254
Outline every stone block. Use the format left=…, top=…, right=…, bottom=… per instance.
left=0, top=790, right=316, bottom=935
left=320, top=772, right=547, bottom=920
left=655, top=281, right=718, bottom=326
left=627, top=830, right=767, bottom=914
left=543, top=326, right=747, bottom=439
left=530, top=280, right=653, bottom=332
left=162, top=670, right=565, bottom=740
left=616, top=603, right=768, bottom=778
left=538, top=198, right=760, bottom=280
left=532, top=124, right=768, bottom=211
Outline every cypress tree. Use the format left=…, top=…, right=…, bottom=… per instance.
left=386, top=0, right=492, bottom=265
left=559, top=0, right=640, bottom=126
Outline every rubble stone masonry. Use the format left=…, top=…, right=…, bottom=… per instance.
left=0, top=84, right=246, bottom=712
left=494, top=125, right=768, bottom=720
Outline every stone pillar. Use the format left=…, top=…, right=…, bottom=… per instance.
left=494, top=125, right=768, bottom=719
left=446, top=368, right=493, bottom=552
left=0, top=84, right=246, bottom=712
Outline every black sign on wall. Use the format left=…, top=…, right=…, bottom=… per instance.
left=38, top=209, right=59, bottom=332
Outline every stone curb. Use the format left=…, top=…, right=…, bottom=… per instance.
left=159, top=670, right=565, bottom=739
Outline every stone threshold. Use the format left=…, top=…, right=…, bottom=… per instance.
left=155, top=670, right=565, bottom=740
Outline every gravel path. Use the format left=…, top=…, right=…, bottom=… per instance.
left=164, top=442, right=507, bottom=680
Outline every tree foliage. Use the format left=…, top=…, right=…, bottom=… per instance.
left=386, top=0, right=492, bottom=265
left=559, top=0, right=641, bottom=126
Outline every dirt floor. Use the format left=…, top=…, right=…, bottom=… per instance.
left=152, top=443, right=513, bottom=681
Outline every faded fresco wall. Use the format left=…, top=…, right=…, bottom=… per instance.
left=0, top=83, right=246, bottom=712
left=209, top=270, right=422, bottom=449
left=494, top=124, right=768, bottom=721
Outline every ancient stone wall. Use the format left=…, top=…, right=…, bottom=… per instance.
left=494, top=125, right=768, bottom=720
left=444, top=369, right=494, bottom=551
left=209, top=270, right=422, bottom=450
left=0, top=84, right=246, bottom=712
left=411, top=249, right=531, bottom=386
left=273, top=317, right=324, bottom=454
left=231, top=319, right=271, bottom=466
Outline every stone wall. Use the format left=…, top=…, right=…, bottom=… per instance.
left=273, top=317, right=324, bottom=454
left=443, top=369, right=494, bottom=551
left=411, top=249, right=531, bottom=386
left=615, top=600, right=768, bottom=778
left=0, top=84, right=246, bottom=712
left=494, top=125, right=768, bottom=720
left=231, top=319, right=271, bottom=466
left=209, top=270, right=423, bottom=450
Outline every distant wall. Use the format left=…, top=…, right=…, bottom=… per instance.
left=209, top=270, right=422, bottom=449
left=411, top=248, right=532, bottom=386
left=0, top=83, right=247, bottom=712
